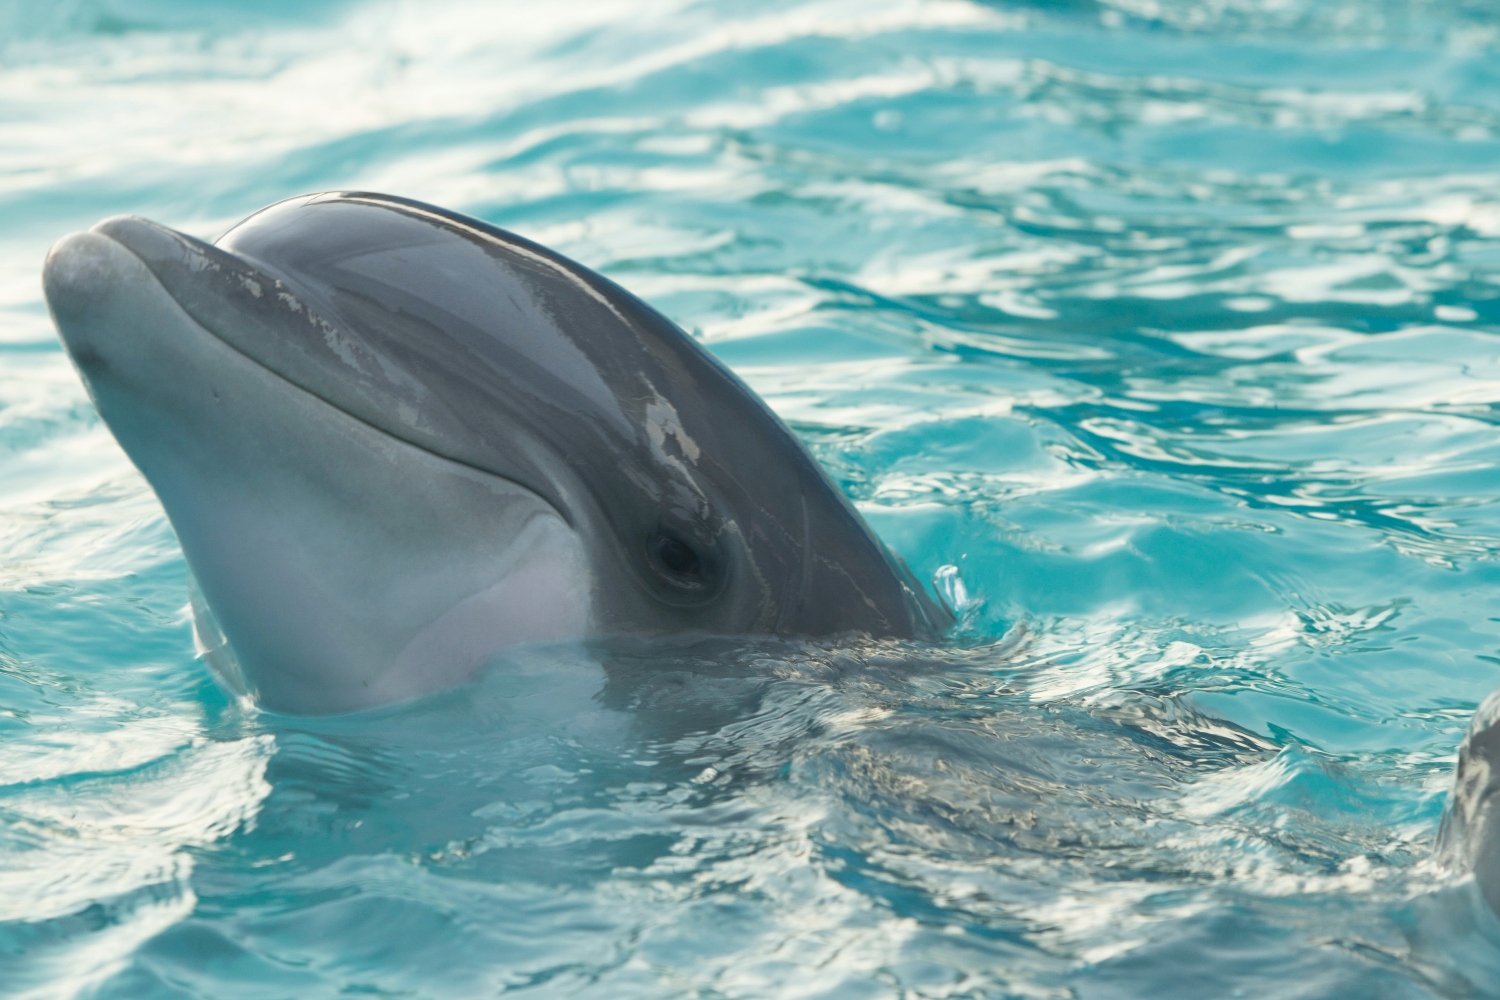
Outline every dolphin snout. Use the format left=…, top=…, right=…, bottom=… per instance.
left=44, top=231, right=126, bottom=320
left=91, top=214, right=211, bottom=279
left=43, top=224, right=222, bottom=433
left=42, top=230, right=144, bottom=369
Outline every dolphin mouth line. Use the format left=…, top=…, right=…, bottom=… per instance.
left=97, top=230, right=577, bottom=529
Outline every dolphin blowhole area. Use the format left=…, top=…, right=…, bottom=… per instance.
left=43, top=191, right=950, bottom=715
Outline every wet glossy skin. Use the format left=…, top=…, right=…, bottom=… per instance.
left=43, top=192, right=946, bottom=712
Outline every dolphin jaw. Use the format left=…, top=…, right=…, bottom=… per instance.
left=44, top=228, right=594, bottom=715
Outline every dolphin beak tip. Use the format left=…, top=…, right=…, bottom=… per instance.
left=43, top=231, right=154, bottom=374
left=44, top=231, right=121, bottom=320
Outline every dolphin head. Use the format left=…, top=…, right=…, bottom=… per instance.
left=43, top=192, right=945, bottom=713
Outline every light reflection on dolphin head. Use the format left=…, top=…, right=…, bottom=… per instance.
left=43, top=192, right=946, bottom=714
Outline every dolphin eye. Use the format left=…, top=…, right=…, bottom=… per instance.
left=652, top=533, right=701, bottom=579
left=642, top=521, right=726, bottom=606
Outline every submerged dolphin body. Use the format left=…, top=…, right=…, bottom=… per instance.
left=1440, top=691, right=1500, bottom=914
left=43, top=192, right=947, bottom=714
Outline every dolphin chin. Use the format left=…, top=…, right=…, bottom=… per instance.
left=44, top=192, right=948, bottom=715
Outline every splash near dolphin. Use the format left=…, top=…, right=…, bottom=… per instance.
left=43, top=192, right=947, bottom=714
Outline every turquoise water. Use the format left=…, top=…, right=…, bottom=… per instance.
left=6, top=0, right=1500, bottom=995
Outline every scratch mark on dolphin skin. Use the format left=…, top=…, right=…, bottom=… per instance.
left=239, top=276, right=263, bottom=298
left=274, top=282, right=430, bottom=428
left=644, top=396, right=700, bottom=464
left=184, top=247, right=220, bottom=275
left=644, top=392, right=709, bottom=518
left=320, top=319, right=366, bottom=371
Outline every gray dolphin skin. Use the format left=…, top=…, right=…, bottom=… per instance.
left=1440, top=690, right=1500, bottom=916
left=42, top=192, right=947, bottom=714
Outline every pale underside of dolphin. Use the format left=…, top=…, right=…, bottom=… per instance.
left=43, top=192, right=949, bottom=714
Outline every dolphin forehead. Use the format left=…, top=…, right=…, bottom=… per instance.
left=213, top=194, right=803, bottom=548
left=93, top=201, right=657, bottom=519
left=221, top=194, right=642, bottom=441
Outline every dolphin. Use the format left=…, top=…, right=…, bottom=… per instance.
left=42, top=192, right=948, bottom=714
left=1440, top=689, right=1500, bottom=915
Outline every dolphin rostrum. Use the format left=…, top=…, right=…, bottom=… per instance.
left=43, top=192, right=948, bottom=713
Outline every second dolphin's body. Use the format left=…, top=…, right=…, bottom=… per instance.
left=43, top=192, right=947, bottom=713
left=1440, top=691, right=1500, bottom=915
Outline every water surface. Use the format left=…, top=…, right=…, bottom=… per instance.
left=5, top=0, right=1500, bottom=995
